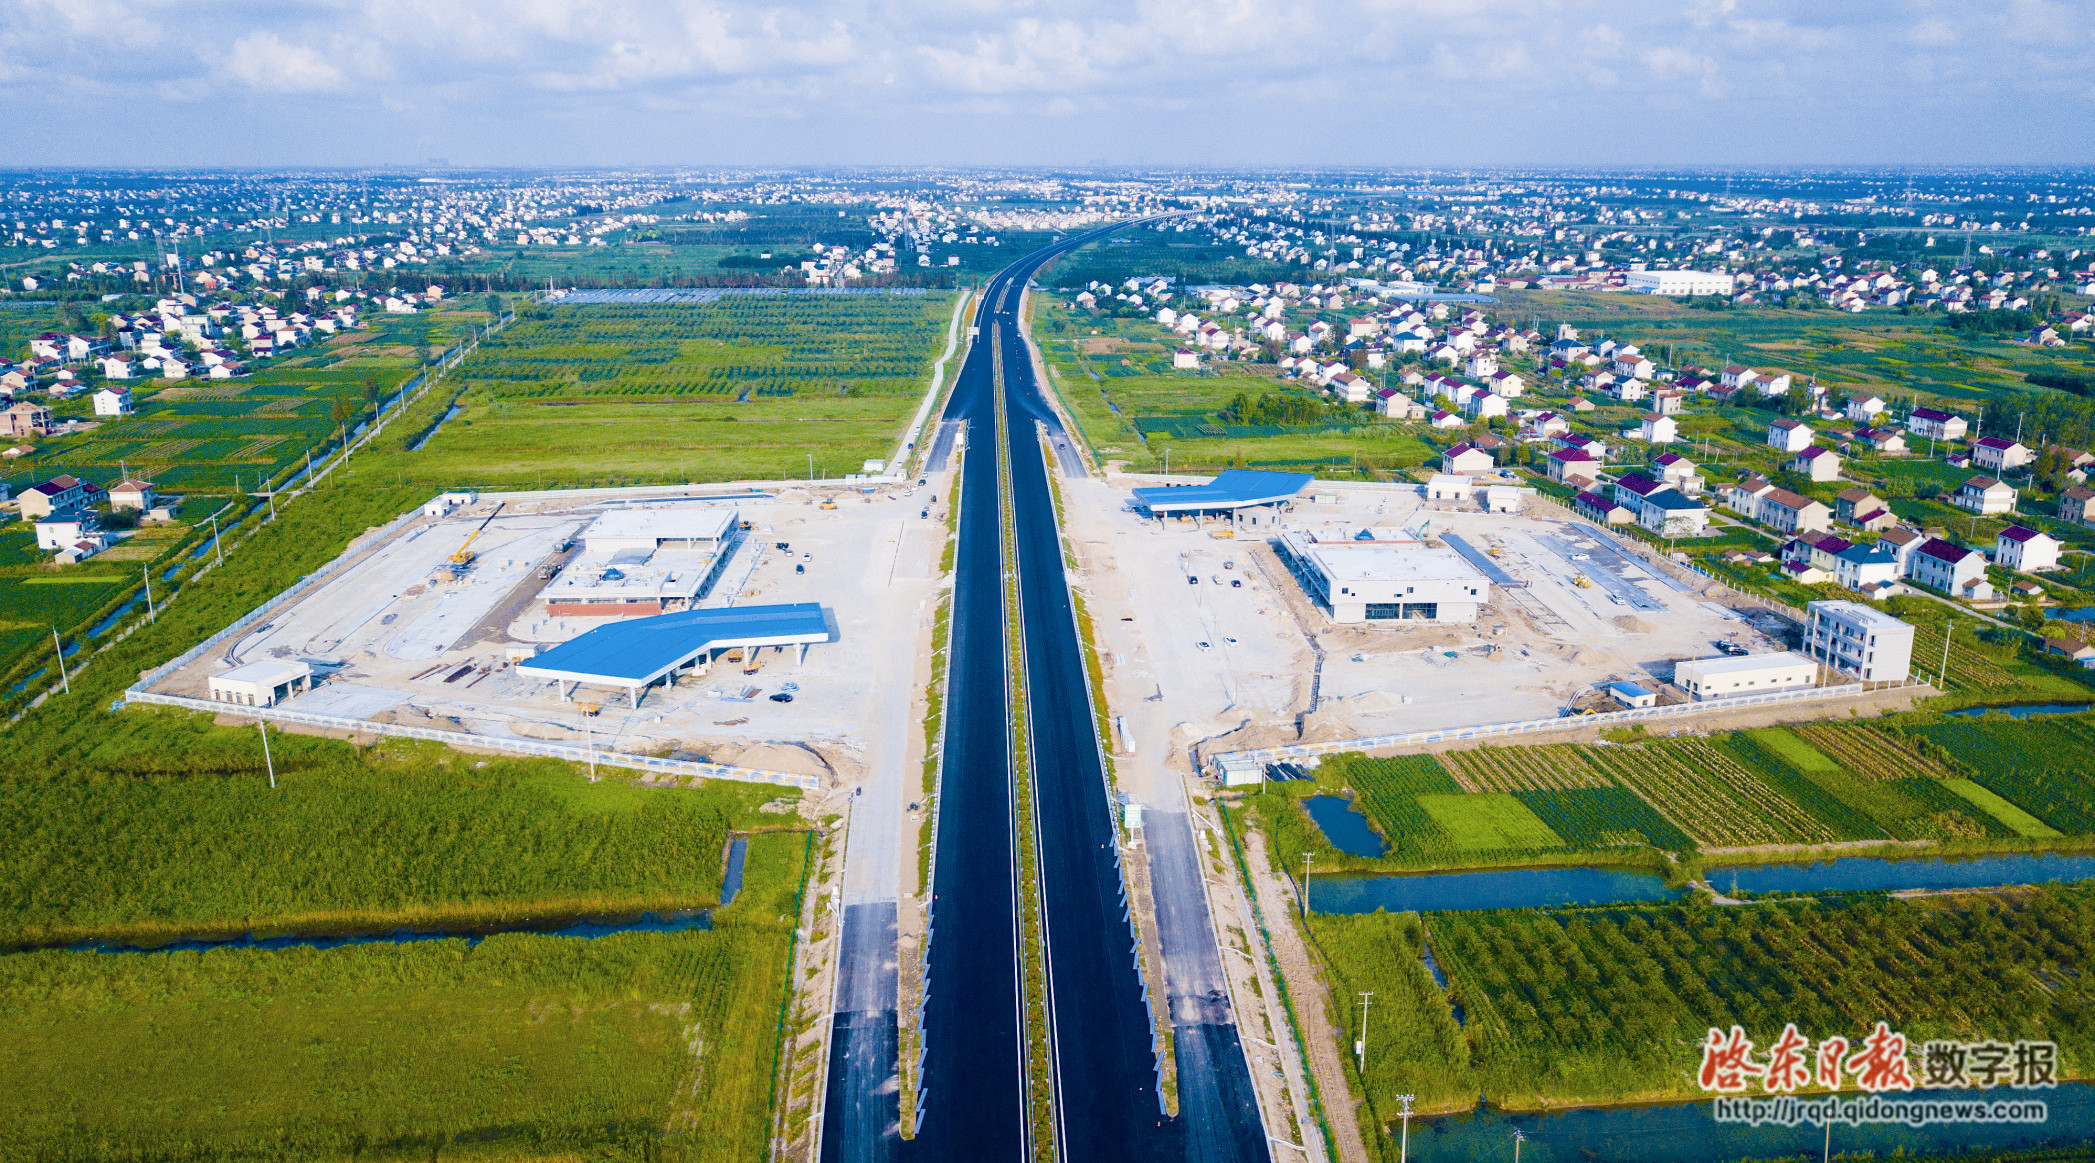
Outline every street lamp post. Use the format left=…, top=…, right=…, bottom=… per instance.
left=51, top=627, right=69, bottom=694
left=1396, top=1094, right=1415, bottom=1163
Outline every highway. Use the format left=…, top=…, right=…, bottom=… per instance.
left=826, top=224, right=1268, bottom=1163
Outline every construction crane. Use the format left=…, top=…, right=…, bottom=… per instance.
left=442, top=502, right=505, bottom=578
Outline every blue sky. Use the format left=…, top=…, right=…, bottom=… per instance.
left=2, top=0, right=2089, bottom=168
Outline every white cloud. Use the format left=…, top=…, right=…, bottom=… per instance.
left=225, top=32, right=344, bottom=92
left=0, top=0, right=2088, bottom=164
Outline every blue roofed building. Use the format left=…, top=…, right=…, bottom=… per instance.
left=1129, top=469, right=1313, bottom=527
left=517, top=602, right=833, bottom=708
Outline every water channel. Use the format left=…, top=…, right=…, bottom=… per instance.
left=26, top=909, right=714, bottom=957
left=1409, top=1085, right=2095, bottom=1163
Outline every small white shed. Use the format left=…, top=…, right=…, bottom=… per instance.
left=207, top=659, right=313, bottom=707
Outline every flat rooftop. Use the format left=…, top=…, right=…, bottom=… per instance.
left=1132, top=469, right=1313, bottom=514
left=1289, top=536, right=1487, bottom=584
left=1807, top=599, right=1909, bottom=630
left=582, top=507, right=736, bottom=549
left=1677, top=651, right=1813, bottom=677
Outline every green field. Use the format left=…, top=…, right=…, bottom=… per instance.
left=0, top=735, right=791, bottom=946
left=1031, top=297, right=1434, bottom=476
left=1415, top=792, right=1563, bottom=851
left=0, top=303, right=487, bottom=499
left=1265, top=712, right=2095, bottom=875
left=0, top=830, right=807, bottom=1161
left=1312, top=887, right=2095, bottom=1130
left=368, top=292, right=957, bottom=487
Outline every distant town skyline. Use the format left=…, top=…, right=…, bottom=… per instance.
left=2, top=0, right=2090, bottom=168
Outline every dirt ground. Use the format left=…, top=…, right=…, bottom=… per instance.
left=1064, top=474, right=1784, bottom=769
left=153, top=481, right=952, bottom=789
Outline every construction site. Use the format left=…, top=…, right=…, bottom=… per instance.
left=1063, top=475, right=1799, bottom=772
left=141, top=481, right=953, bottom=785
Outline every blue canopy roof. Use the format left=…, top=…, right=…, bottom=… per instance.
left=518, top=602, right=831, bottom=688
left=1131, top=469, right=1314, bottom=514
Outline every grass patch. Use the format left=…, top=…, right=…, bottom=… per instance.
left=1943, top=778, right=2063, bottom=839
left=0, top=830, right=808, bottom=1161
left=15, top=575, right=127, bottom=586
left=0, top=733, right=789, bottom=946
left=1415, top=794, right=1563, bottom=852
left=1743, top=727, right=1839, bottom=771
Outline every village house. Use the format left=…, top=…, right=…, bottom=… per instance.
left=1835, top=487, right=1896, bottom=531
left=1852, top=427, right=1908, bottom=455
left=108, top=479, right=156, bottom=511
left=18, top=474, right=90, bottom=519
left=1996, top=525, right=2061, bottom=572
left=2, top=400, right=52, bottom=437
left=92, top=386, right=134, bottom=417
left=1768, top=418, right=1814, bottom=453
left=1907, top=407, right=1968, bottom=441
left=1545, top=448, right=1600, bottom=485
left=2059, top=485, right=2095, bottom=528
left=1788, top=445, right=1842, bottom=482
left=1758, top=487, right=1833, bottom=535
left=1441, top=443, right=1495, bottom=475
left=1971, top=437, right=2033, bottom=475
left=1651, top=451, right=1703, bottom=494
left=1907, top=538, right=1994, bottom=602
left=1639, top=414, right=1678, bottom=444
left=1845, top=394, right=1890, bottom=422
left=1833, top=542, right=1904, bottom=594
left=1573, top=489, right=1634, bottom=525
left=1953, top=476, right=2017, bottom=515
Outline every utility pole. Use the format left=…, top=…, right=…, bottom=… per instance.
left=1513, top=1128, right=1526, bottom=1163
left=259, top=720, right=276, bottom=789
left=1396, top=1094, right=1415, bottom=1163
left=1355, top=992, right=1374, bottom=1071
left=143, top=565, right=155, bottom=621
left=51, top=627, right=69, bottom=694
left=1300, top=851, right=1313, bottom=920
left=208, top=512, right=224, bottom=566
left=1940, top=623, right=1953, bottom=690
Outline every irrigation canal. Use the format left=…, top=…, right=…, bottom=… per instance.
left=823, top=227, right=1267, bottom=1162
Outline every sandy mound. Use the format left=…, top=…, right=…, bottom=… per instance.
left=1612, top=615, right=1654, bottom=634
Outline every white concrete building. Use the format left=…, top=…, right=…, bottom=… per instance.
left=1803, top=601, right=1914, bottom=683
left=1277, top=531, right=1490, bottom=623
left=207, top=659, right=314, bottom=707
left=1625, top=270, right=1736, bottom=296
left=1996, top=526, right=2061, bottom=572
left=1672, top=652, right=1819, bottom=700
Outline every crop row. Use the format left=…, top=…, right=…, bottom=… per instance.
left=1576, top=740, right=1822, bottom=848
left=1789, top=723, right=1955, bottom=781
left=1908, top=623, right=2016, bottom=690
left=1442, top=744, right=1612, bottom=793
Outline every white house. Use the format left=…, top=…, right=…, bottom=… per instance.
left=1907, top=538, right=1992, bottom=601
left=1768, top=418, right=1814, bottom=453
left=1972, top=437, right=2032, bottom=474
left=91, top=387, right=134, bottom=417
left=1845, top=394, right=1889, bottom=422
left=1907, top=408, right=1968, bottom=441
left=1440, top=443, right=1496, bottom=475
left=1639, top=414, right=1678, bottom=444
left=1996, top=526, right=2061, bottom=572
left=1953, top=476, right=2017, bottom=515
left=1788, top=446, right=1842, bottom=481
